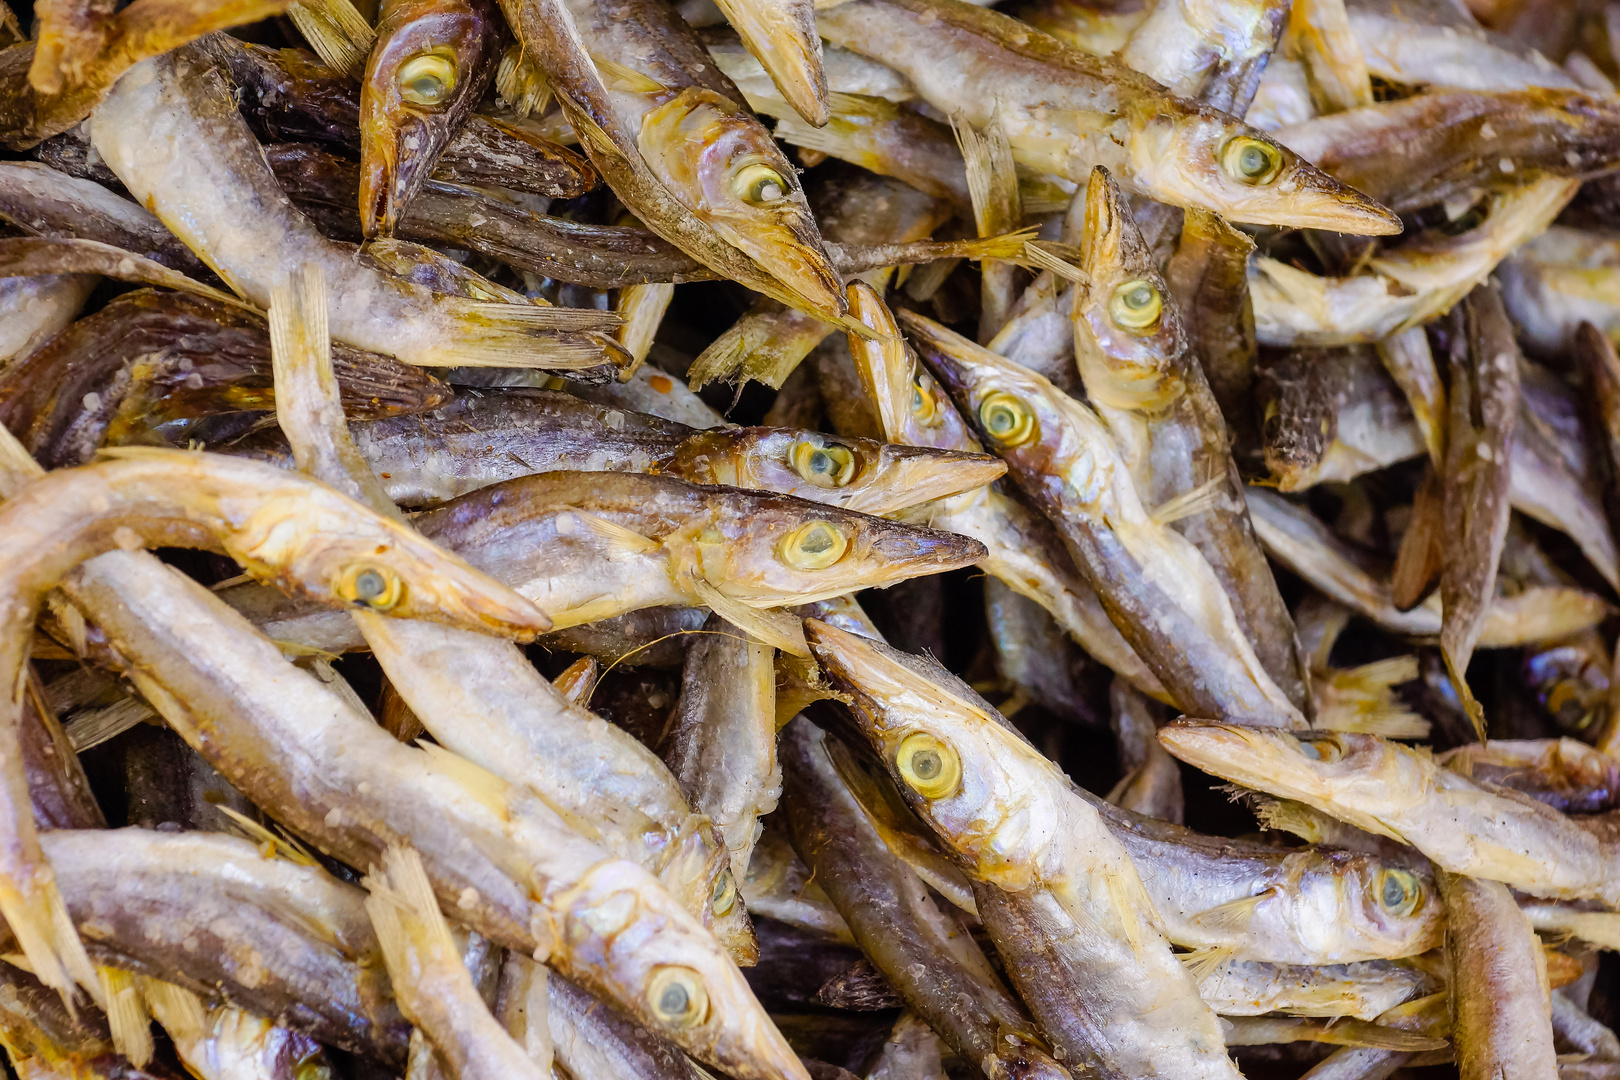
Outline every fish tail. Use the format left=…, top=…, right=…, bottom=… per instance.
left=0, top=874, right=104, bottom=1012
left=140, top=977, right=209, bottom=1045
left=100, top=967, right=154, bottom=1068
left=497, top=44, right=553, bottom=118
left=287, top=0, right=376, bottom=77
left=440, top=301, right=629, bottom=372
left=1178, top=945, right=1233, bottom=982
left=1314, top=656, right=1430, bottom=739
left=364, top=844, right=460, bottom=978
left=687, top=310, right=821, bottom=390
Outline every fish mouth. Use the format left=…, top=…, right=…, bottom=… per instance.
left=841, top=446, right=1006, bottom=515
left=1157, top=720, right=1303, bottom=786
left=804, top=618, right=920, bottom=719
left=359, top=113, right=440, bottom=239
left=724, top=217, right=848, bottom=324
left=716, top=0, right=829, bottom=127
left=1278, top=168, right=1405, bottom=236
left=866, top=523, right=988, bottom=578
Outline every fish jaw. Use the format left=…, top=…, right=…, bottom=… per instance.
left=802, top=619, right=1053, bottom=888
left=676, top=496, right=986, bottom=606
left=836, top=444, right=1008, bottom=515
left=1156, top=722, right=1414, bottom=838
left=226, top=492, right=553, bottom=638
left=1074, top=167, right=1190, bottom=410
left=1128, top=105, right=1403, bottom=234
left=558, top=860, right=808, bottom=1080
left=903, top=308, right=1123, bottom=516
left=639, top=87, right=846, bottom=322
left=358, top=0, right=492, bottom=238
left=710, top=0, right=830, bottom=126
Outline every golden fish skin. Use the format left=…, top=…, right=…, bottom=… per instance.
left=60, top=554, right=808, bottom=1080
left=815, top=0, right=1402, bottom=233
left=1159, top=723, right=1620, bottom=908
left=359, top=0, right=503, bottom=237
left=806, top=620, right=1244, bottom=1080
left=905, top=310, right=1305, bottom=728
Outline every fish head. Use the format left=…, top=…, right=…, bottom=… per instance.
left=679, top=492, right=987, bottom=605
left=358, top=0, right=494, bottom=237
left=1126, top=102, right=1403, bottom=235
left=639, top=87, right=846, bottom=321
left=227, top=490, right=552, bottom=638
left=805, top=619, right=1059, bottom=886
left=1074, top=167, right=1189, bottom=411
left=561, top=861, right=806, bottom=1080
left=668, top=427, right=1004, bottom=514
left=902, top=308, right=1127, bottom=517
left=845, top=281, right=983, bottom=451
left=1314, top=851, right=1445, bottom=958
left=1158, top=722, right=1416, bottom=834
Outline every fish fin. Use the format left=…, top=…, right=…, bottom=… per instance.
left=591, top=54, right=668, bottom=95
left=287, top=0, right=375, bottom=77
left=215, top=806, right=321, bottom=867
left=1314, top=656, right=1429, bottom=739
left=363, top=844, right=460, bottom=978
left=1317, top=1021, right=1448, bottom=1053
left=416, top=741, right=515, bottom=822
left=0, top=870, right=104, bottom=1013
left=1191, top=888, right=1275, bottom=934
left=139, top=979, right=207, bottom=1045
left=952, top=112, right=1020, bottom=240
left=1150, top=477, right=1227, bottom=527
left=1249, top=795, right=1329, bottom=843
left=689, top=579, right=809, bottom=656
left=1178, top=946, right=1233, bottom=982
left=62, top=696, right=155, bottom=753
left=1441, top=648, right=1487, bottom=743
left=1104, top=873, right=1152, bottom=957
left=497, top=44, right=552, bottom=118
left=438, top=301, right=626, bottom=371
left=99, top=967, right=153, bottom=1068
left=567, top=509, right=663, bottom=555
left=1021, top=240, right=1087, bottom=283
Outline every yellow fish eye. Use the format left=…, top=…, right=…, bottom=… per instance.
left=734, top=163, right=787, bottom=205
left=337, top=563, right=403, bottom=611
left=398, top=52, right=457, bottom=106
left=780, top=521, right=849, bottom=570
left=1296, top=735, right=1344, bottom=763
left=647, top=967, right=709, bottom=1029
left=711, top=869, right=737, bottom=916
left=1221, top=136, right=1283, bottom=186
left=792, top=440, right=857, bottom=488
left=910, top=371, right=941, bottom=425
left=978, top=391, right=1036, bottom=447
left=1375, top=869, right=1421, bottom=916
left=1109, top=279, right=1163, bottom=331
left=895, top=732, right=961, bottom=800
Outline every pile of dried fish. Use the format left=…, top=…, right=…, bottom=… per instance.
left=6, top=0, right=1620, bottom=1079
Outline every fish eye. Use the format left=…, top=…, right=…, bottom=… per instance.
left=910, top=371, right=942, bottom=426
left=780, top=521, right=849, bottom=570
left=397, top=52, right=457, bottom=106
left=978, top=391, right=1036, bottom=447
left=337, top=563, right=403, bottom=611
left=1296, top=735, right=1344, bottom=763
left=895, top=732, right=961, bottom=799
left=1375, top=868, right=1421, bottom=917
left=792, top=439, right=858, bottom=488
left=1109, top=279, right=1163, bottom=331
left=1221, top=136, right=1282, bottom=186
left=733, top=163, right=787, bottom=205
left=647, top=967, right=709, bottom=1029
left=711, top=869, right=737, bottom=916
